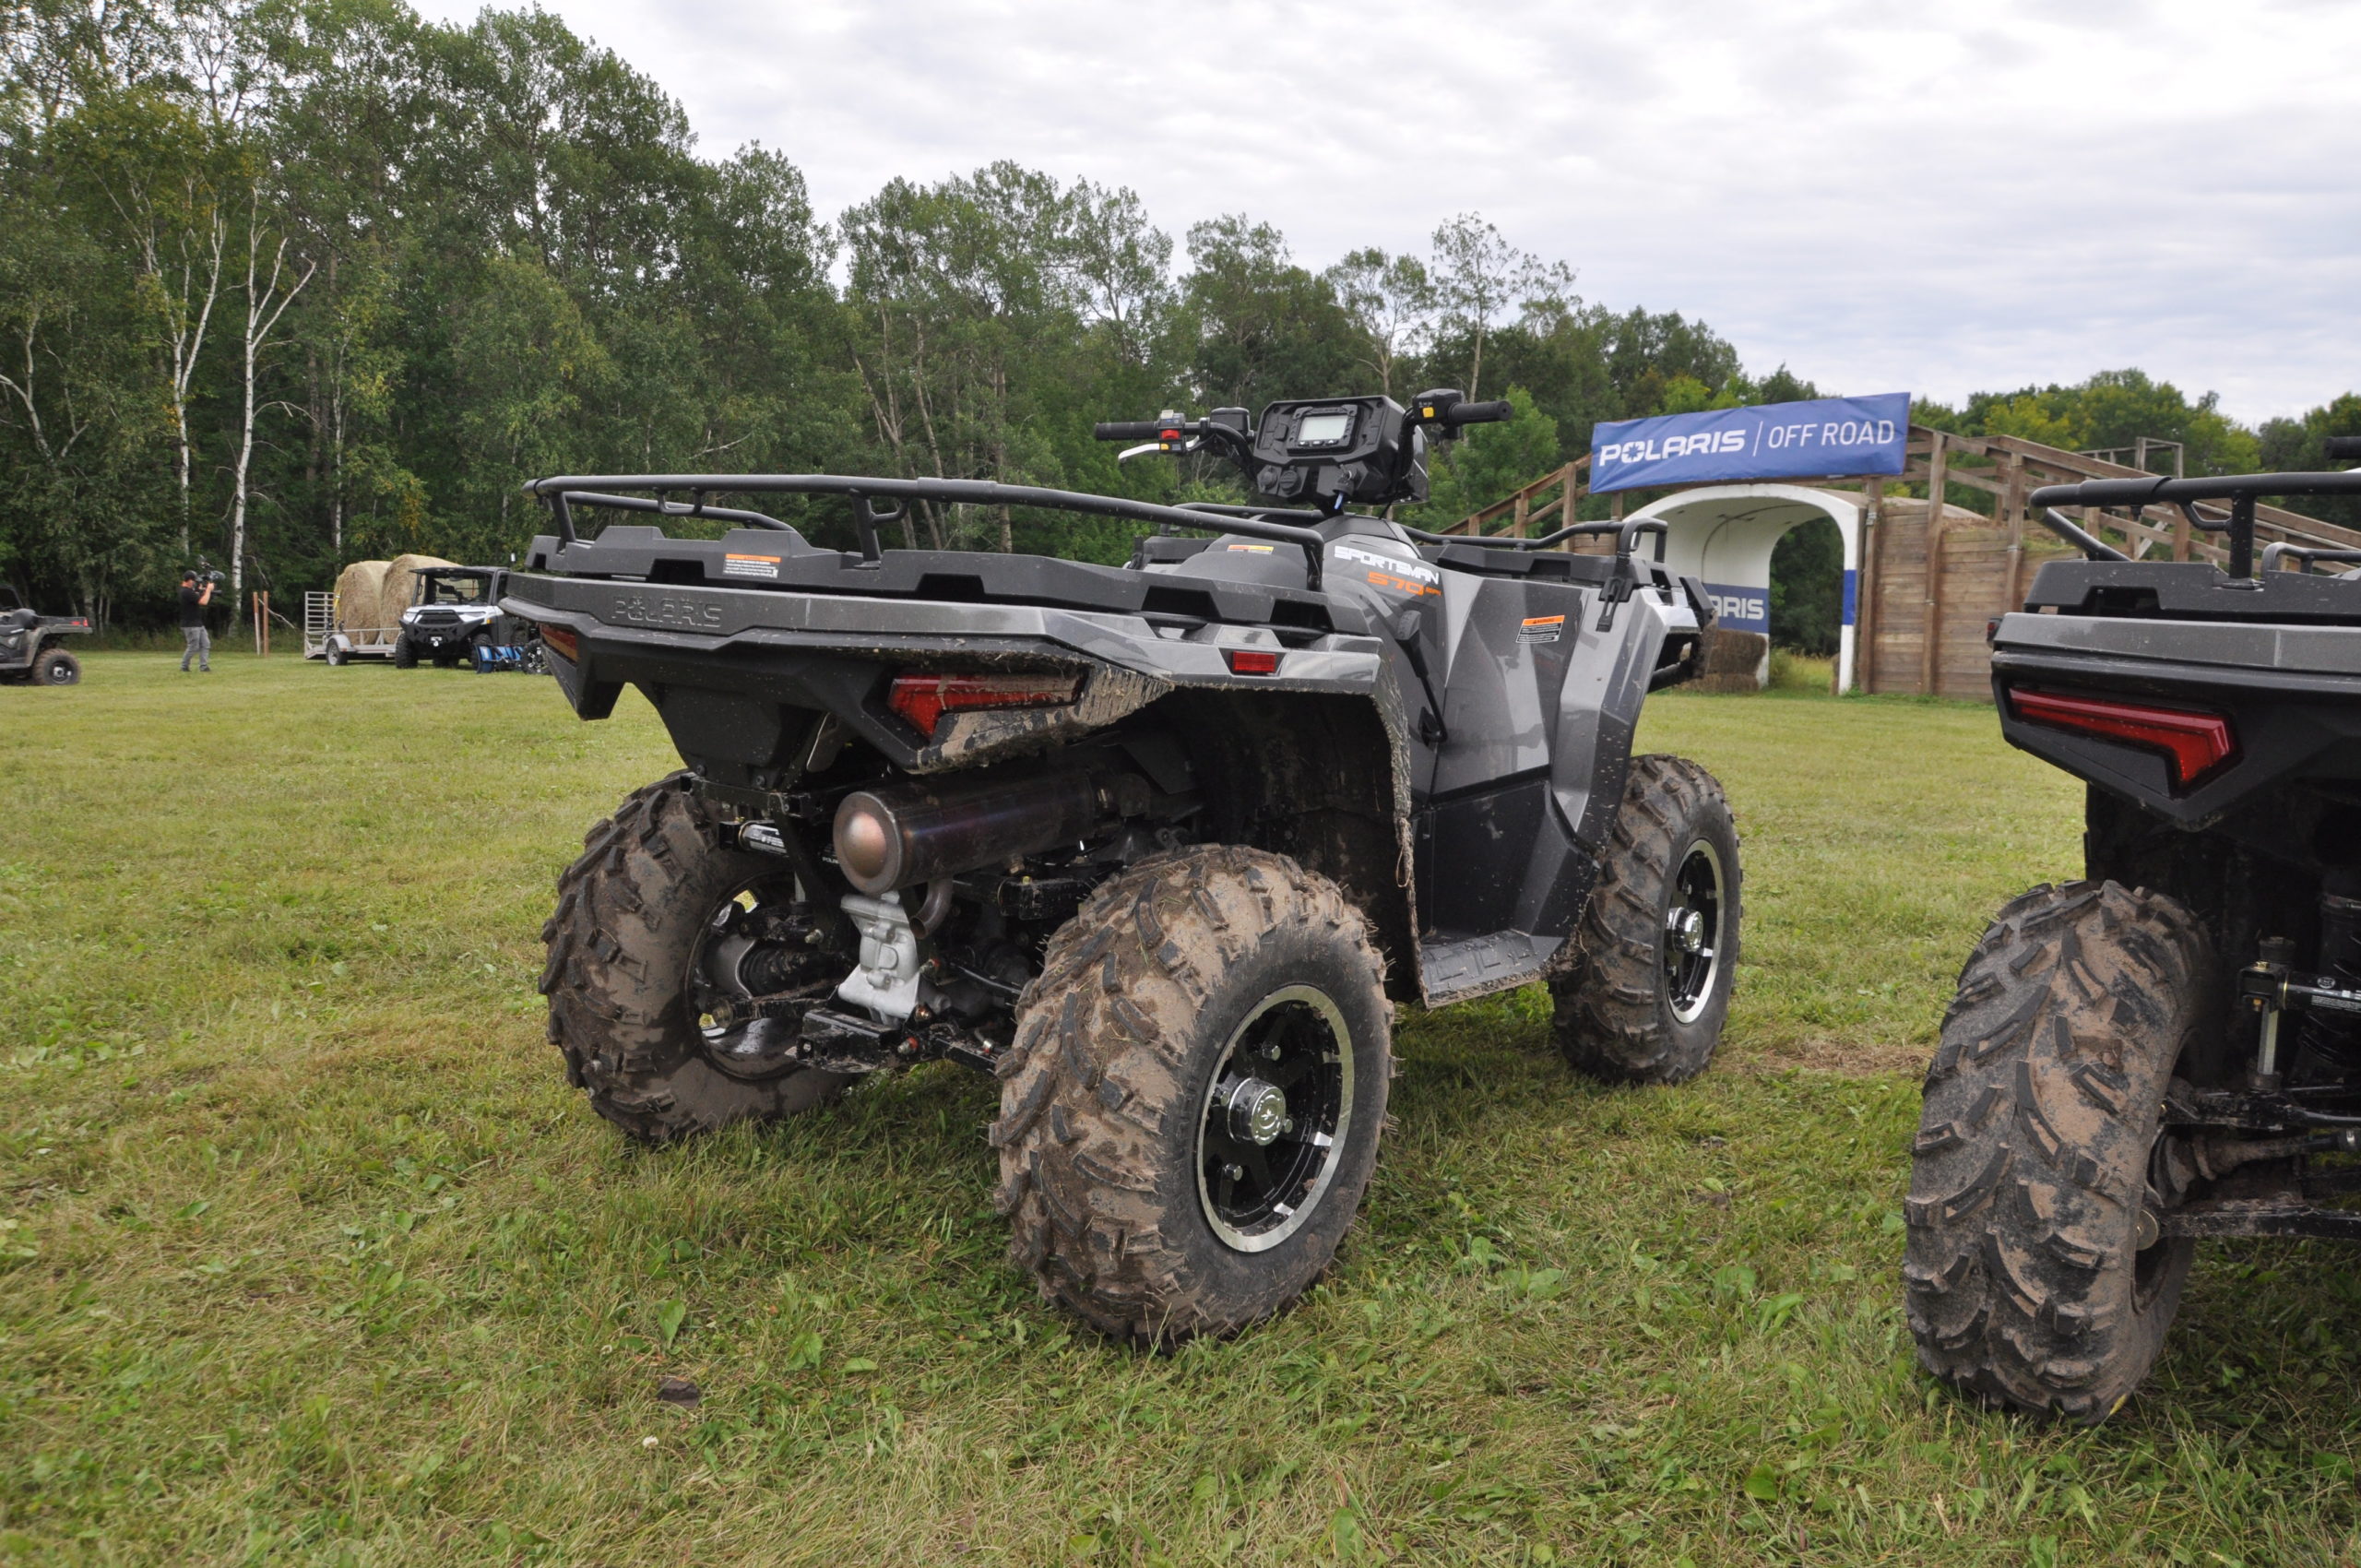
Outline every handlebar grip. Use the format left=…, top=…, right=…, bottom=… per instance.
left=1094, top=421, right=1167, bottom=441
left=2328, top=436, right=2361, bottom=461
left=1443, top=399, right=1513, bottom=427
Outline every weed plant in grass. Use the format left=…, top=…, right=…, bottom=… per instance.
left=3, top=656, right=2358, bottom=1564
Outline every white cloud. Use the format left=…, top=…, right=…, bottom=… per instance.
left=414, top=0, right=2361, bottom=421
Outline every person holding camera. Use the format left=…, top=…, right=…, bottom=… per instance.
left=178, top=569, right=215, bottom=672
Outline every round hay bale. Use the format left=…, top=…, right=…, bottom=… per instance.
left=377, top=552, right=457, bottom=629
left=332, top=561, right=391, bottom=636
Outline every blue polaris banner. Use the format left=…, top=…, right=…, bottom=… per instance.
left=1588, top=393, right=1909, bottom=493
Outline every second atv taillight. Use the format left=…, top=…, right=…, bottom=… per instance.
left=888, top=672, right=1080, bottom=737
left=2009, top=687, right=2236, bottom=790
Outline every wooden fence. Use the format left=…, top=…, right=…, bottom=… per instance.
left=1446, top=426, right=2361, bottom=698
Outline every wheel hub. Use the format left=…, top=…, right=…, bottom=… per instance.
left=1221, top=1076, right=1290, bottom=1146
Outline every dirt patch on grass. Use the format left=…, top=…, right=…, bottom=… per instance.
left=1726, top=1036, right=1931, bottom=1079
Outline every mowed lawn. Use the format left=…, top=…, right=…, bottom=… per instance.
left=4, top=655, right=2358, bottom=1566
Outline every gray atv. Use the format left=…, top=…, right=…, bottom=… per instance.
left=507, top=388, right=1741, bottom=1343
left=0, top=584, right=90, bottom=685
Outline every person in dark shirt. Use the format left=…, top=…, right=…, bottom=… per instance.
left=178, top=571, right=214, bottom=672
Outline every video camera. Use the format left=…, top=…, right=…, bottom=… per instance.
left=184, top=557, right=227, bottom=595
left=1095, top=389, right=1513, bottom=515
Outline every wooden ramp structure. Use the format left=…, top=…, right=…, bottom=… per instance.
left=1447, top=426, right=2361, bottom=699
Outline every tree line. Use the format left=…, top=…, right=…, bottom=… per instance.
left=5, top=0, right=2355, bottom=630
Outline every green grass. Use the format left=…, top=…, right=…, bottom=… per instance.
left=3, top=655, right=2357, bottom=1565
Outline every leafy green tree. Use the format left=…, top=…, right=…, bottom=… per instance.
left=1178, top=216, right=1358, bottom=414
left=1769, top=517, right=1842, bottom=655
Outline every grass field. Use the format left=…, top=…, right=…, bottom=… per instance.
left=5, top=655, right=2358, bottom=1565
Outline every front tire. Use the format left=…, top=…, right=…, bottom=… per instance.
left=32, top=648, right=79, bottom=686
left=992, top=847, right=1393, bottom=1345
left=392, top=638, right=418, bottom=669
left=1904, top=880, right=2222, bottom=1423
left=540, top=772, right=851, bottom=1143
left=1550, top=754, right=1740, bottom=1084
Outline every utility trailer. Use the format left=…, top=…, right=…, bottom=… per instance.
left=303, top=591, right=400, bottom=665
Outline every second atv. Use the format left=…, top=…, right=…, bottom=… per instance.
left=507, top=389, right=1740, bottom=1343
left=0, top=584, right=91, bottom=685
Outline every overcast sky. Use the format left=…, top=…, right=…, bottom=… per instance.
left=413, top=0, right=2360, bottom=423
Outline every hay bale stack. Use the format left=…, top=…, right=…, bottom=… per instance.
left=375, top=553, right=456, bottom=629
left=332, top=561, right=391, bottom=636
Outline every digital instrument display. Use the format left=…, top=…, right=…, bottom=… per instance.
left=1295, top=410, right=1352, bottom=446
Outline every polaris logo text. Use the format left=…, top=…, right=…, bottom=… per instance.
left=611, top=592, right=725, bottom=632
left=1708, top=591, right=1766, bottom=624
left=1596, top=430, right=1748, bottom=466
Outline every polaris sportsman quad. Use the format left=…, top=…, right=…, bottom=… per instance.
left=508, top=388, right=1741, bottom=1344
left=0, top=583, right=91, bottom=685
left=1906, top=438, right=2361, bottom=1421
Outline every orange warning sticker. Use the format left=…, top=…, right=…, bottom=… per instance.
left=1519, top=613, right=1565, bottom=644
left=722, top=552, right=782, bottom=579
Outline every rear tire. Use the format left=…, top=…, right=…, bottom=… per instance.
left=540, top=772, right=851, bottom=1143
left=992, top=847, right=1393, bottom=1345
left=1550, top=754, right=1740, bottom=1084
left=31, top=648, right=79, bottom=685
left=1904, top=880, right=2222, bottom=1423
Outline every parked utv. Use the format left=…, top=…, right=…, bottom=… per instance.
left=0, top=585, right=91, bottom=685
left=507, top=389, right=1741, bottom=1343
left=394, top=564, right=538, bottom=669
left=1906, top=438, right=2361, bottom=1421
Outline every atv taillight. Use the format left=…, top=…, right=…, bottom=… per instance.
left=2009, top=687, right=2236, bottom=790
left=1224, top=648, right=1280, bottom=675
left=888, top=672, right=1081, bottom=737
left=540, top=624, right=580, bottom=663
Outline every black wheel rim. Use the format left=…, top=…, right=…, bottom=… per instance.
left=1664, top=839, right=1725, bottom=1023
left=686, top=874, right=827, bottom=1079
left=1194, top=985, right=1354, bottom=1253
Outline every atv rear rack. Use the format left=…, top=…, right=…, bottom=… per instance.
left=528, top=473, right=1336, bottom=589
left=526, top=475, right=1676, bottom=598
left=2031, top=469, right=2361, bottom=576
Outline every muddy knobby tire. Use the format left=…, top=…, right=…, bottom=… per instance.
left=991, top=846, right=1393, bottom=1346
left=540, top=771, right=848, bottom=1144
left=1551, top=754, right=1741, bottom=1085
left=1905, top=879, right=2221, bottom=1423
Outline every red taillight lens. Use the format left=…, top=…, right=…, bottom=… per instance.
left=2009, top=687, right=2236, bottom=790
left=1224, top=648, right=1280, bottom=675
left=888, top=672, right=1081, bottom=738
left=540, top=624, right=579, bottom=662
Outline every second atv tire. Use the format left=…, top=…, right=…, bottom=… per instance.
left=1904, top=880, right=2221, bottom=1423
left=540, top=772, right=850, bottom=1143
left=1550, top=754, right=1740, bottom=1084
left=993, top=847, right=1392, bottom=1345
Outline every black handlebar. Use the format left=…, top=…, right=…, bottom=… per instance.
left=2328, top=436, right=2361, bottom=461
left=1093, top=421, right=1171, bottom=441
left=1441, top=399, right=1513, bottom=428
